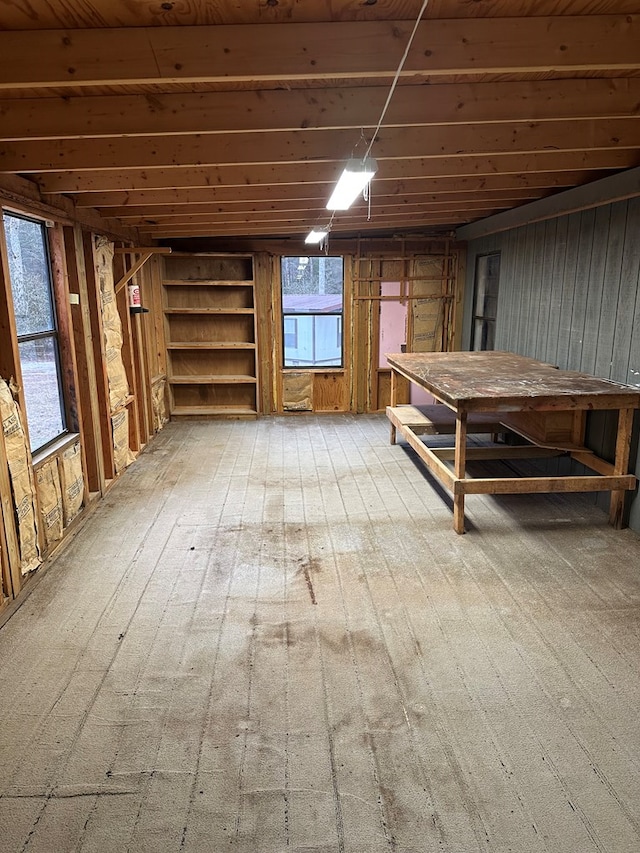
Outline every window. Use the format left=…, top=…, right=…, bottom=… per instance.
left=281, top=256, right=344, bottom=368
left=3, top=212, right=67, bottom=452
left=471, top=252, right=500, bottom=351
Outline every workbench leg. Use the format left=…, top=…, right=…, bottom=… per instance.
left=453, top=411, right=468, bottom=534
left=389, top=369, right=399, bottom=444
left=609, top=407, right=634, bottom=529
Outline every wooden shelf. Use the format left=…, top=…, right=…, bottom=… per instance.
left=164, top=307, right=255, bottom=315
left=169, top=375, right=258, bottom=384
left=162, top=254, right=258, bottom=418
left=163, top=279, right=254, bottom=286
left=166, top=342, right=256, bottom=350
left=171, top=405, right=258, bottom=416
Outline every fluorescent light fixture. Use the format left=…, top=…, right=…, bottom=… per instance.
left=305, top=229, right=329, bottom=244
left=326, top=157, right=378, bottom=211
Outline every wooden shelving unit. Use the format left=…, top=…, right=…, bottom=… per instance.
left=162, top=255, right=258, bottom=418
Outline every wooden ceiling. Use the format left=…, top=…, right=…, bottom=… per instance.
left=1, top=1, right=639, bottom=242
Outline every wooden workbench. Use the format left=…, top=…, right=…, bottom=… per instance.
left=386, top=351, right=640, bottom=533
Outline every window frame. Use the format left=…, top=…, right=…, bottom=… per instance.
left=280, top=255, right=345, bottom=370
left=283, top=316, right=298, bottom=351
left=3, top=210, right=68, bottom=454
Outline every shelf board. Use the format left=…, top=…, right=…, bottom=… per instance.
left=164, top=307, right=254, bottom=314
left=163, top=279, right=254, bottom=286
left=167, top=342, right=256, bottom=350
left=171, top=405, right=258, bottom=416
left=169, top=375, right=257, bottom=384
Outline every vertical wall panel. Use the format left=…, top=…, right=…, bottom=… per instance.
left=567, top=208, right=595, bottom=371
left=594, top=202, right=627, bottom=379
left=536, top=219, right=557, bottom=362
left=580, top=205, right=610, bottom=375
left=546, top=216, right=568, bottom=368
left=617, top=197, right=640, bottom=383
left=555, top=212, right=581, bottom=369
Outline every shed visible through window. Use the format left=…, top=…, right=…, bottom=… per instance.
left=281, top=256, right=344, bottom=368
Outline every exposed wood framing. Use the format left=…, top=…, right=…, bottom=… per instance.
left=0, top=18, right=638, bottom=89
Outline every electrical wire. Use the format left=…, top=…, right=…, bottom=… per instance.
left=307, top=0, right=429, bottom=242
left=364, top=0, right=430, bottom=161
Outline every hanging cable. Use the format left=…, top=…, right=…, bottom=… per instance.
left=364, top=0, right=430, bottom=161
left=306, top=0, right=429, bottom=241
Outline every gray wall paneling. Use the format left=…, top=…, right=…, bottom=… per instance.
left=463, top=196, right=640, bottom=532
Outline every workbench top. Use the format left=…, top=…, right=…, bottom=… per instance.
left=386, top=351, right=640, bottom=412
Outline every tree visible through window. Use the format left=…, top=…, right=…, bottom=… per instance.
left=281, top=256, right=344, bottom=368
left=3, top=212, right=67, bottom=452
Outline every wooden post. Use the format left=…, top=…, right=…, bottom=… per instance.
left=389, top=369, right=398, bottom=444
left=254, top=252, right=273, bottom=414
left=64, top=225, right=106, bottom=495
left=453, top=409, right=468, bottom=534
left=83, top=233, right=116, bottom=482
left=609, top=407, right=634, bottom=528
left=113, top=249, right=141, bottom=453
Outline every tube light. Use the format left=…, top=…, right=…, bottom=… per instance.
left=304, top=229, right=329, bottom=244
left=326, top=157, right=378, bottom=211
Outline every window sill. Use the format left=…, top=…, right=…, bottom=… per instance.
left=282, top=367, right=344, bottom=372
left=32, top=432, right=80, bottom=468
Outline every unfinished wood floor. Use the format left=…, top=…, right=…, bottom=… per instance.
left=1, top=415, right=640, bottom=853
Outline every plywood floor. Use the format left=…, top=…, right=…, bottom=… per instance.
left=1, top=415, right=640, bottom=853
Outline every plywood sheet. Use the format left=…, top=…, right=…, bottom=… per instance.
left=313, top=372, right=347, bottom=412
left=0, top=378, right=40, bottom=575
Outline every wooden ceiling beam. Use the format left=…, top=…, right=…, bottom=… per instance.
left=121, top=205, right=513, bottom=229
left=137, top=205, right=505, bottom=228
left=142, top=217, right=471, bottom=238
left=115, top=196, right=516, bottom=225
left=72, top=174, right=591, bottom=208
left=106, top=190, right=544, bottom=219
left=4, top=120, right=639, bottom=173
left=3, top=79, right=640, bottom=141
left=0, top=17, right=637, bottom=90
left=35, top=151, right=637, bottom=194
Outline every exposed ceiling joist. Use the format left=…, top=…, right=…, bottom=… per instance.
left=33, top=151, right=639, bottom=197
left=70, top=175, right=594, bottom=208
left=2, top=79, right=640, bottom=141
left=1, top=4, right=639, bottom=241
left=0, top=17, right=638, bottom=90
left=3, top=120, right=639, bottom=173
